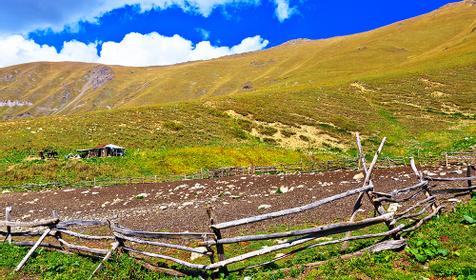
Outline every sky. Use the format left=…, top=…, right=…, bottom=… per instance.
left=0, top=0, right=460, bottom=68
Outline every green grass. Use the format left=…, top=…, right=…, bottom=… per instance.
left=0, top=2, right=475, bottom=185
left=1, top=62, right=476, bottom=185
left=1, top=196, right=475, bottom=279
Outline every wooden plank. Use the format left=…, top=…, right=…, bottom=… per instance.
left=15, top=228, right=51, bottom=272
left=212, top=184, right=372, bottom=230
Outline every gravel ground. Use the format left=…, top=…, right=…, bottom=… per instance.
left=0, top=165, right=468, bottom=234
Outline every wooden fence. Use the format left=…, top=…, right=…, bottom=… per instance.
left=1, top=134, right=474, bottom=278
left=444, top=151, right=476, bottom=166
left=1, top=154, right=437, bottom=192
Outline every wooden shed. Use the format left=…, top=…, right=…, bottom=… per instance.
left=77, top=144, right=125, bottom=158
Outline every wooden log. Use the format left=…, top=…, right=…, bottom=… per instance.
left=390, top=181, right=428, bottom=196
left=113, top=232, right=209, bottom=254
left=394, top=196, right=435, bottom=218
left=204, top=213, right=393, bottom=246
left=467, top=165, right=473, bottom=188
left=122, top=246, right=206, bottom=270
left=57, top=238, right=109, bottom=255
left=402, top=206, right=444, bottom=233
left=89, top=242, right=120, bottom=279
left=111, top=223, right=213, bottom=240
left=362, top=136, right=386, bottom=187
left=410, top=158, right=438, bottom=211
left=206, top=220, right=401, bottom=270
left=13, top=240, right=64, bottom=251
left=57, top=219, right=108, bottom=229
left=355, top=133, right=390, bottom=221
left=395, top=203, right=433, bottom=222
left=15, top=228, right=51, bottom=272
left=0, top=229, right=46, bottom=237
left=341, top=207, right=364, bottom=252
left=58, top=229, right=115, bottom=240
left=212, top=184, right=372, bottom=230
left=207, top=207, right=227, bottom=274
left=0, top=218, right=59, bottom=228
left=233, top=225, right=405, bottom=272
left=424, top=176, right=476, bottom=182
left=373, top=188, right=424, bottom=203
left=431, top=186, right=476, bottom=194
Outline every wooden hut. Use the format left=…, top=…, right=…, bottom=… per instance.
left=77, top=144, right=125, bottom=158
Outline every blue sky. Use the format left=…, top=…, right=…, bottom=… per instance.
left=0, top=0, right=460, bottom=67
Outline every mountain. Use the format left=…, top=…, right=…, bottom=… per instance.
left=0, top=1, right=475, bottom=120
left=0, top=1, right=475, bottom=185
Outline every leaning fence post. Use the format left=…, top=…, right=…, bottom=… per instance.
left=5, top=206, right=12, bottom=244
left=207, top=207, right=228, bottom=275
left=411, top=157, right=438, bottom=211
left=15, top=212, right=59, bottom=272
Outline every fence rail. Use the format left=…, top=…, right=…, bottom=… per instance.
left=0, top=154, right=443, bottom=192
left=1, top=135, right=474, bottom=277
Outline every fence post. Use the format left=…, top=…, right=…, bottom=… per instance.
left=467, top=164, right=473, bottom=188
left=51, top=210, right=64, bottom=250
left=154, top=175, right=158, bottom=183
left=207, top=207, right=228, bottom=275
left=445, top=153, right=449, bottom=167
left=5, top=206, right=12, bottom=244
left=93, top=177, right=96, bottom=187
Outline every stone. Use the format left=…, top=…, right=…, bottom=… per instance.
left=190, top=247, right=208, bottom=261
left=353, top=173, right=365, bottom=180
left=258, top=204, right=272, bottom=210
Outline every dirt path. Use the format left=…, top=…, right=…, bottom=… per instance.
left=0, top=165, right=466, bottom=234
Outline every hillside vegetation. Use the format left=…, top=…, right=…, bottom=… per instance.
left=0, top=1, right=475, bottom=185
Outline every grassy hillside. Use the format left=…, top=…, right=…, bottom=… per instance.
left=0, top=1, right=475, bottom=185
left=0, top=1, right=475, bottom=119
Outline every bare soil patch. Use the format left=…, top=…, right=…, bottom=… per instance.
left=0, top=165, right=464, bottom=234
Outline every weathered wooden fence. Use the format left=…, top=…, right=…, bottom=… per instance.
left=1, top=134, right=474, bottom=278
left=0, top=154, right=433, bottom=192
left=444, top=151, right=476, bottom=166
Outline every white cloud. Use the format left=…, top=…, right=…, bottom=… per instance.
left=98, top=32, right=269, bottom=66
left=0, top=33, right=269, bottom=68
left=274, top=0, right=297, bottom=22
left=0, top=35, right=98, bottom=67
left=0, top=0, right=261, bottom=35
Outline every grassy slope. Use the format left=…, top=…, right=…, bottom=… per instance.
left=0, top=2, right=475, bottom=185
left=0, top=2, right=474, bottom=118
left=0, top=196, right=474, bottom=279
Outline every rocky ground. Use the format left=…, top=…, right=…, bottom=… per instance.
left=0, top=165, right=467, bottom=234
